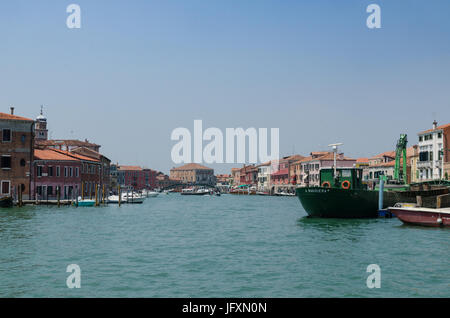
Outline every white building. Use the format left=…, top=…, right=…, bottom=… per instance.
left=257, top=162, right=271, bottom=192
left=417, top=121, right=450, bottom=181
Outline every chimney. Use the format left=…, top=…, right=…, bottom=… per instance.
left=433, top=120, right=438, bottom=130
left=10, top=107, right=14, bottom=115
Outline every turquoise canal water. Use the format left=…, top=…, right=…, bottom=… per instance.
left=0, top=194, right=449, bottom=297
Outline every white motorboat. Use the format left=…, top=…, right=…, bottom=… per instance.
left=107, top=195, right=121, bottom=204
left=123, top=192, right=145, bottom=204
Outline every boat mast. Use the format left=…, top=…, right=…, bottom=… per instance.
left=328, top=143, right=343, bottom=179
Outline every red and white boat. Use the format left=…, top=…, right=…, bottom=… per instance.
left=388, top=204, right=450, bottom=227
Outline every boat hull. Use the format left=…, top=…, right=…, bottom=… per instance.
left=296, top=186, right=449, bottom=218
left=388, top=207, right=450, bottom=227
left=296, top=187, right=379, bottom=218
left=0, top=196, right=13, bottom=208
left=75, top=200, right=96, bottom=207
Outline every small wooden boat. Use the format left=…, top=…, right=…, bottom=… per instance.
left=388, top=204, right=450, bottom=227
left=0, top=196, right=13, bottom=208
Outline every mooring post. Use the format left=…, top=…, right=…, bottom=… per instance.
left=118, top=186, right=121, bottom=207
left=95, top=184, right=98, bottom=206
left=19, top=186, right=22, bottom=207
left=378, top=176, right=384, bottom=211
left=57, top=187, right=60, bottom=208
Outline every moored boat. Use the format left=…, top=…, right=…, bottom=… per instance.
left=73, top=198, right=96, bottom=207
left=388, top=204, right=450, bottom=227
left=123, top=192, right=145, bottom=204
left=296, top=168, right=450, bottom=218
left=181, top=187, right=212, bottom=196
left=0, top=196, right=13, bottom=208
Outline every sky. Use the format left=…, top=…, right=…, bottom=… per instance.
left=1, top=0, right=449, bottom=174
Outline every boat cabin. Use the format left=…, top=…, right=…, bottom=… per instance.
left=320, top=168, right=366, bottom=190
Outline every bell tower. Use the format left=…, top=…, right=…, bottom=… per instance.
left=35, top=105, right=48, bottom=140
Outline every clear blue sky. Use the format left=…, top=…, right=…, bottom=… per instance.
left=1, top=0, right=449, bottom=173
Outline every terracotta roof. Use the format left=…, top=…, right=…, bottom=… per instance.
left=371, top=146, right=417, bottom=160
left=34, top=149, right=78, bottom=161
left=118, top=165, right=142, bottom=171
left=356, top=158, right=369, bottom=163
left=315, top=153, right=355, bottom=161
left=35, top=139, right=100, bottom=147
left=171, top=163, right=213, bottom=171
left=419, top=123, right=450, bottom=135
left=0, top=112, right=34, bottom=122
left=256, top=161, right=271, bottom=167
left=51, top=149, right=100, bottom=162
left=371, top=151, right=396, bottom=160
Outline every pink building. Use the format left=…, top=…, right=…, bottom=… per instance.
left=32, top=149, right=82, bottom=200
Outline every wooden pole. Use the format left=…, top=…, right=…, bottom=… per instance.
left=81, top=182, right=84, bottom=201
left=102, top=184, right=105, bottom=204
left=19, top=185, right=22, bottom=207
left=118, top=186, right=121, bottom=207
left=57, top=187, right=60, bottom=208
left=95, top=184, right=98, bottom=206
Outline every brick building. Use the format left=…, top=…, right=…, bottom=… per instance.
left=239, top=164, right=258, bottom=186
left=116, top=165, right=157, bottom=190
left=32, top=148, right=102, bottom=199
left=0, top=108, right=35, bottom=200
left=32, top=149, right=83, bottom=200
left=170, top=163, right=215, bottom=185
left=71, top=146, right=111, bottom=194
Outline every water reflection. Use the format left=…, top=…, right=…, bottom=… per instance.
left=297, top=216, right=378, bottom=229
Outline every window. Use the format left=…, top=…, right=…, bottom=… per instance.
left=20, top=158, right=26, bottom=167
left=56, top=166, right=60, bottom=177
left=21, top=135, right=26, bottom=143
left=2, top=129, right=11, bottom=142
left=48, top=166, right=53, bottom=177
left=419, top=136, right=423, bottom=142
left=37, top=166, right=43, bottom=177
left=69, top=167, right=73, bottom=177
left=75, top=167, right=79, bottom=177
left=1, top=181, right=10, bottom=195
left=64, top=167, right=68, bottom=177
left=419, top=152, right=429, bottom=162
left=1, top=156, right=12, bottom=169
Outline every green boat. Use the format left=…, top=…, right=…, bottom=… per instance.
left=73, top=199, right=96, bottom=207
left=296, top=168, right=450, bottom=218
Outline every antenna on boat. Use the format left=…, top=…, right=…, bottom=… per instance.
left=328, top=143, right=343, bottom=178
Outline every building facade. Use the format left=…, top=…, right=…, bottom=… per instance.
left=417, top=121, right=450, bottom=181
left=257, top=162, right=271, bottom=192
left=71, top=146, right=111, bottom=193
left=32, top=149, right=82, bottom=200
left=0, top=109, right=34, bottom=200
left=116, top=166, right=157, bottom=190
left=170, top=163, right=215, bottom=185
